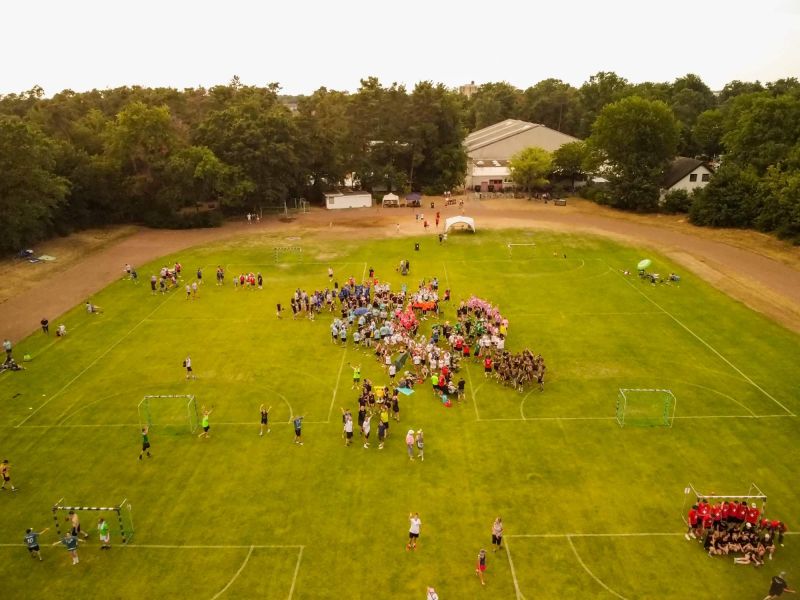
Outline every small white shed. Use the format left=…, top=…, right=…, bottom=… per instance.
left=325, top=191, right=373, bottom=210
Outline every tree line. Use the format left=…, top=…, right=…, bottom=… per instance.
left=1, top=72, right=798, bottom=254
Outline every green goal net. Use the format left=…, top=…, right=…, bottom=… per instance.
left=138, top=395, right=199, bottom=433
left=616, top=388, right=676, bottom=427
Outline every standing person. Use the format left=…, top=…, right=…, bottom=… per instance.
left=426, top=587, right=439, bottom=600
left=362, top=412, right=372, bottom=448
left=52, top=531, right=83, bottom=565
left=67, top=510, right=89, bottom=539
left=185, top=284, right=192, bottom=300
left=377, top=419, right=386, bottom=450
left=457, top=377, right=466, bottom=402
left=276, top=303, right=283, bottom=319
left=191, top=281, right=198, bottom=298
left=196, top=267, right=203, bottom=285
left=138, top=427, right=152, bottom=460
left=1, top=459, right=17, bottom=491
left=475, top=549, right=487, bottom=585
left=392, top=393, right=400, bottom=422
left=406, top=430, right=416, bottom=460
left=491, top=517, right=504, bottom=551
left=328, top=266, right=334, bottom=280
left=3, top=339, right=12, bottom=360
left=257, top=273, right=263, bottom=289
left=293, top=415, right=305, bottom=445
left=24, top=526, right=49, bottom=561
left=350, top=363, right=361, bottom=389
left=97, top=518, right=111, bottom=550
left=40, top=318, right=49, bottom=335
left=415, top=429, right=424, bottom=461
left=764, top=572, right=795, bottom=600
left=407, top=513, right=422, bottom=551
left=150, top=275, right=158, bottom=294
left=259, top=405, right=272, bottom=436
left=343, top=411, right=354, bottom=446
left=197, top=406, right=213, bottom=438
left=184, top=355, right=195, bottom=380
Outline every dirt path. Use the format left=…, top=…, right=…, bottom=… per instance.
left=2, top=197, right=799, bottom=342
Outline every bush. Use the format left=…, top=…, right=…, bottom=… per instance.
left=577, top=184, right=611, bottom=205
left=661, top=189, right=691, bottom=214
left=689, top=165, right=763, bottom=228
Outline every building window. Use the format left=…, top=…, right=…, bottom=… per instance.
left=701, top=173, right=710, bottom=182
left=689, top=174, right=698, bottom=182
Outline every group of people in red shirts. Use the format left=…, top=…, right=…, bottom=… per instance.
left=686, top=498, right=788, bottom=565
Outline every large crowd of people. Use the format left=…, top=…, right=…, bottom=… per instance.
left=686, top=499, right=788, bottom=566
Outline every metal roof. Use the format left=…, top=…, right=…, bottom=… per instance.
left=465, top=119, right=579, bottom=153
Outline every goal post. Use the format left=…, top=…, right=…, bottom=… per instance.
left=273, top=246, right=302, bottom=262
left=138, top=395, right=199, bottom=433
left=52, top=497, right=135, bottom=544
left=681, top=482, right=767, bottom=524
left=616, top=388, right=676, bottom=427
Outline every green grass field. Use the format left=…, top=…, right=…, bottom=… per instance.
left=1, top=228, right=798, bottom=599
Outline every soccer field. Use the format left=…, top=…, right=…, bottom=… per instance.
left=1, top=228, right=798, bottom=599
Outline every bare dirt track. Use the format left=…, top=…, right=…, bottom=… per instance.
left=2, top=196, right=800, bottom=342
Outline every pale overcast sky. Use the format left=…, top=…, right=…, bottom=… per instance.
left=2, top=0, right=798, bottom=96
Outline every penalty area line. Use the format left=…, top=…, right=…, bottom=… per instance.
left=567, top=535, right=628, bottom=600
left=609, top=266, right=794, bottom=417
left=210, top=545, right=254, bottom=600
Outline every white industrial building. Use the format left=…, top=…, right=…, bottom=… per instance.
left=324, top=190, right=373, bottom=210
left=464, top=119, right=580, bottom=192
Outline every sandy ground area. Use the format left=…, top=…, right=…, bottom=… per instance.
left=2, top=196, right=799, bottom=342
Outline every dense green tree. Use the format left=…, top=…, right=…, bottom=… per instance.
left=590, top=96, right=680, bottom=211
left=722, top=93, right=800, bottom=174
left=196, top=89, right=300, bottom=208
left=755, top=164, right=800, bottom=241
left=407, top=82, right=467, bottom=193
left=518, top=79, right=581, bottom=135
left=471, top=82, right=521, bottom=130
left=509, top=147, right=552, bottom=196
left=718, top=80, right=764, bottom=104
left=669, top=74, right=717, bottom=155
left=689, top=164, right=763, bottom=227
left=578, top=72, right=630, bottom=137
left=692, top=109, right=725, bottom=158
left=551, top=141, right=590, bottom=190
left=0, top=116, right=69, bottom=252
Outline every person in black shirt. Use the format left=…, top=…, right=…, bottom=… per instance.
left=764, top=572, right=795, bottom=599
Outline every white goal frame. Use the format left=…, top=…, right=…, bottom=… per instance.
left=138, top=394, right=199, bottom=433
left=616, top=388, right=677, bottom=428
left=681, top=482, right=767, bottom=524
left=52, top=497, right=134, bottom=544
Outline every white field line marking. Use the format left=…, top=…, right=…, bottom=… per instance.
left=505, top=537, right=527, bottom=600
left=288, top=545, right=304, bottom=600
left=210, top=545, right=254, bottom=600
left=442, top=262, right=450, bottom=289
left=508, top=311, right=662, bottom=317
left=0, top=543, right=306, bottom=548
left=566, top=535, right=628, bottom=600
left=508, top=533, right=683, bottom=539
left=611, top=266, right=794, bottom=417
left=17, top=292, right=177, bottom=427
left=328, top=348, right=349, bottom=423
left=476, top=414, right=793, bottom=423
left=519, top=389, right=536, bottom=420
left=10, top=421, right=334, bottom=429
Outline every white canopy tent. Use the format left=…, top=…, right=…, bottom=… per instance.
left=444, top=216, right=476, bottom=233
left=381, top=193, right=400, bottom=207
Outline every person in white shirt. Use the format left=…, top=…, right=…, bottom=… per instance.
left=343, top=412, right=354, bottom=446
left=407, top=513, right=421, bottom=550
left=426, top=587, right=439, bottom=600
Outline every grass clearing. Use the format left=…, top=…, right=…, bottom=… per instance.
left=1, top=229, right=798, bottom=598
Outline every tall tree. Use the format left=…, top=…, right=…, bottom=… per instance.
left=471, top=82, right=521, bottom=130
left=552, top=141, right=591, bottom=190
left=509, top=147, right=552, bottom=197
left=578, top=71, right=630, bottom=137
left=590, top=96, right=680, bottom=211
left=518, top=79, right=582, bottom=135
left=0, top=116, right=69, bottom=252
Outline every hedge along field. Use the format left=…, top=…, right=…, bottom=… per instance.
left=1, top=228, right=798, bottom=599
